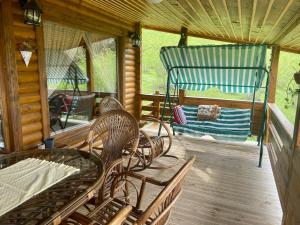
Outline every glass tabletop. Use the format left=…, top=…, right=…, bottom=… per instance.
left=0, top=149, right=104, bottom=225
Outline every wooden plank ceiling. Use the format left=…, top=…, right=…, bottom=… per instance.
left=75, top=0, right=300, bottom=53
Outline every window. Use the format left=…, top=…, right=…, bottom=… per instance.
left=91, top=38, right=117, bottom=94
left=44, top=21, right=118, bottom=132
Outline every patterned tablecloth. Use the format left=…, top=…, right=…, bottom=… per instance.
left=0, top=158, right=79, bottom=217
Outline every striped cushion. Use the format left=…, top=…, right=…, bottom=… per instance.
left=172, top=105, right=251, bottom=142
left=173, top=105, right=187, bottom=125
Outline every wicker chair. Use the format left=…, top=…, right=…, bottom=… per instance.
left=65, top=157, right=195, bottom=225
left=80, top=110, right=140, bottom=203
left=97, top=96, right=176, bottom=171
left=98, top=96, right=124, bottom=115
left=131, top=116, right=178, bottom=171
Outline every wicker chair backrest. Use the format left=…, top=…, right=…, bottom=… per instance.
left=88, top=110, right=139, bottom=167
left=98, top=96, right=123, bottom=115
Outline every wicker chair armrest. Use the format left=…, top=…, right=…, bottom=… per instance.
left=75, top=141, right=89, bottom=150
left=113, top=171, right=169, bottom=188
left=107, top=205, right=132, bottom=225
left=67, top=212, right=94, bottom=225
left=140, top=115, right=172, bottom=153
left=111, top=171, right=170, bottom=210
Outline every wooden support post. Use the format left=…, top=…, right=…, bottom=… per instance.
left=135, top=22, right=142, bottom=120
left=266, top=46, right=280, bottom=143
left=36, top=22, right=50, bottom=140
left=0, top=0, right=23, bottom=151
left=294, top=92, right=300, bottom=148
left=154, top=91, right=160, bottom=119
left=118, top=36, right=125, bottom=105
left=0, top=1, right=12, bottom=151
left=179, top=89, right=186, bottom=105
left=268, top=46, right=280, bottom=103
left=293, top=72, right=300, bottom=149
left=178, top=27, right=188, bottom=46
left=86, top=44, right=94, bottom=93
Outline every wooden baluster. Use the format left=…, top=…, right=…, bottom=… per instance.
left=154, top=91, right=160, bottom=119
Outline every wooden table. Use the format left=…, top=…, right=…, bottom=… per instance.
left=0, top=149, right=104, bottom=225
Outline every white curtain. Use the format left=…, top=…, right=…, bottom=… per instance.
left=44, top=21, right=84, bottom=96
left=84, top=33, right=117, bottom=93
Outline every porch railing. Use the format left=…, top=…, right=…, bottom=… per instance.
left=140, top=90, right=264, bottom=136
left=267, top=103, right=294, bottom=208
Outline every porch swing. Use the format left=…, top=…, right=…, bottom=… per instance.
left=160, top=44, right=270, bottom=166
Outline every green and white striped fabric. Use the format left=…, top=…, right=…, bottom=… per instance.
left=160, top=44, right=267, bottom=93
left=172, top=105, right=251, bottom=142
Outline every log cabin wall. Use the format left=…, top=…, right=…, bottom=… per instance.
left=119, top=36, right=140, bottom=118
left=13, top=1, right=47, bottom=150
left=0, top=0, right=43, bottom=151
left=0, top=0, right=140, bottom=151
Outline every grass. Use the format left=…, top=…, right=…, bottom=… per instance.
left=141, top=29, right=299, bottom=124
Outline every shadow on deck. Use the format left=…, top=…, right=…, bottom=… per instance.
left=141, top=133, right=282, bottom=225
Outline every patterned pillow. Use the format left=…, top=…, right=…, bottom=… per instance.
left=173, top=105, right=187, bottom=125
left=197, top=105, right=221, bottom=120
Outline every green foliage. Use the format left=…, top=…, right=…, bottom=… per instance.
left=142, top=29, right=299, bottom=124
left=93, top=49, right=117, bottom=93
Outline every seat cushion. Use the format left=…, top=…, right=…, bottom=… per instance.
left=173, top=105, right=187, bottom=125
left=173, top=105, right=251, bottom=142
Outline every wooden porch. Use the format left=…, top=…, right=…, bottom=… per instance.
left=134, top=132, right=282, bottom=225
left=0, top=0, right=300, bottom=224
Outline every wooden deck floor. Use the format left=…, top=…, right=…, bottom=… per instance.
left=140, top=134, right=282, bottom=225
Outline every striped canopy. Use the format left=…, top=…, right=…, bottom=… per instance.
left=47, top=62, right=88, bottom=85
left=160, top=44, right=268, bottom=93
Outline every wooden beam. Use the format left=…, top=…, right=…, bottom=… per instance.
left=0, top=2, right=12, bottom=151
left=179, top=89, right=185, bottom=105
left=195, top=0, right=224, bottom=38
left=85, top=44, right=94, bottom=92
left=273, top=16, right=300, bottom=44
left=254, top=0, right=274, bottom=43
left=135, top=22, right=142, bottom=120
left=208, top=0, right=230, bottom=38
left=1, top=0, right=23, bottom=151
left=42, top=0, right=133, bottom=32
left=261, top=0, right=295, bottom=43
left=179, top=26, right=188, bottom=46
left=294, top=92, right=300, bottom=148
left=248, top=0, right=257, bottom=41
left=237, top=0, right=244, bottom=40
left=41, top=1, right=129, bottom=37
left=268, top=46, right=281, bottom=103
left=118, top=36, right=125, bottom=105
left=143, top=25, right=300, bottom=54
left=221, top=0, right=237, bottom=40
left=35, top=21, right=50, bottom=141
